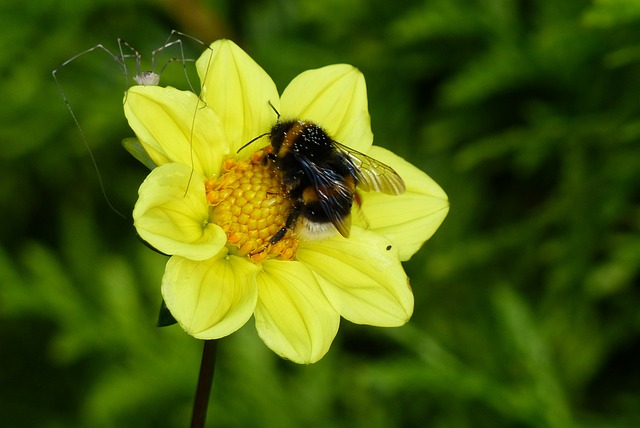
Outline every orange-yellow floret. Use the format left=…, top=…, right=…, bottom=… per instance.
left=205, top=150, right=298, bottom=262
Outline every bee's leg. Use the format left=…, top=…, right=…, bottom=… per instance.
left=269, top=227, right=288, bottom=245
left=269, top=206, right=299, bottom=245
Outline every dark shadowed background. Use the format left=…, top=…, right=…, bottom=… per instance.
left=1, top=0, right=639, bottom=427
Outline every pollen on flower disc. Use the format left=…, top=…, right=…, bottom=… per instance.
left=205, top=150, right=298, bottom=262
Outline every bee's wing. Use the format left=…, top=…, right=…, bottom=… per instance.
left=334, top=142, right=406, bottom=195
left=302, top=159, right=354, bottom=238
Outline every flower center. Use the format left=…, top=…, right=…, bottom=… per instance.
left=205, top=150, right=298, bottom=263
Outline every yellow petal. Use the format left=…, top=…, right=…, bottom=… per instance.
left=297, top=228, right=414, bottom=327
left=196, top=40, right=280, bottom=151
left=162, top=253, right=259, bottom=339
left=124, top=86, right=228, bottom=178
left=280, top=64, right=373, bottom=152
left=359, top=146, right=449, bottom=261
left=254, top=259, right=340, bottom=364
left=133, top=163, right=227, bottom=260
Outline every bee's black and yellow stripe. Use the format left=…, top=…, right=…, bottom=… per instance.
left=266, top=118, right=405, bottom=244
left=268, top=120, right=359, bottom=240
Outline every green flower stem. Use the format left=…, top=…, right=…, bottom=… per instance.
left=190, top=339, right=218, bottom=428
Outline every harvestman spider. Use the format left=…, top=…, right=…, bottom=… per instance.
left=52, top=31, right=212, bottom=217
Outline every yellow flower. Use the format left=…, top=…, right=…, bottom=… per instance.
left=123, top=40, right=449, bottom=364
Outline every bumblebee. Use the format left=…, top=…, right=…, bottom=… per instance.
left=263, top=119, right=406, bottom=244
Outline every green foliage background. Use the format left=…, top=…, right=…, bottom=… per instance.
left=1, top=0, right=639, bottom=426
